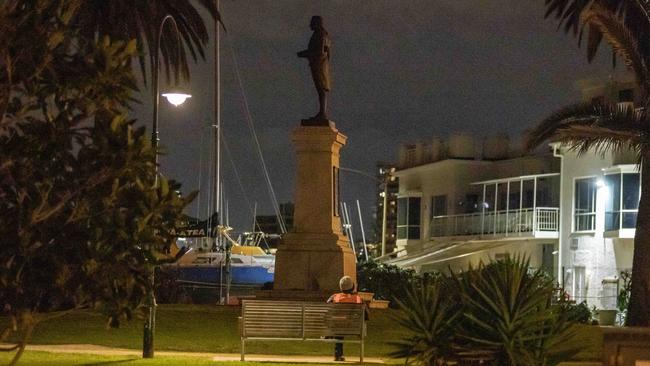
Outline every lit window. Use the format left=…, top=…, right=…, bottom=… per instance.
left=574, top=178, right=596, bottom=231
left=397, top=197, right=421, bottom=239
left=605, top=173, right=640, bottom=230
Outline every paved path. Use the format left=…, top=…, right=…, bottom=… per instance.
left=23, top=344, right=385, bottom=364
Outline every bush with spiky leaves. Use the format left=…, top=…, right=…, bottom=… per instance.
left=390, top=278, right=460, bottom=366
left=392, top=257, right=581, bottom=366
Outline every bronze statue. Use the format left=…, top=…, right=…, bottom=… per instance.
left=297, top=15, right=331, bottom=123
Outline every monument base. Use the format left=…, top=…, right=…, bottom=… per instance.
left=273, top=233, right=356, bottom=293
left=269, top=122, right=357, bottom=296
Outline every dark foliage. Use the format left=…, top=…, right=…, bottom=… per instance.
left=391, top=257, right=582, bottom=366
left=357, top=260, right=439, bottom=306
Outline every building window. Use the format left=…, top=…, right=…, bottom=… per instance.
left=431, top=195, right=447, bottom=218
left=619, top=88, right=634, bottom=102
left=605, top=172, right=640, bottom=230
left=573, top=266, right=587, bottom=303
left=574, top=177, right=596, bottom=231
left=405, top=145, right=416, bottom=167
left=397, top=197, right=421, bottom=239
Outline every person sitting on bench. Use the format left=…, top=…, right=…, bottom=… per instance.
left=327, top=276, right=363, bottom=362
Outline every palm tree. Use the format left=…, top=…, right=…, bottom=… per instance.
left=527, top=0, right=650, bottom=326
left=74, top=0, right=221, bottom=84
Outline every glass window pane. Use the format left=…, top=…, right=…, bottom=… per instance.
left=408, top=227, right=420, bottom=239
left=397, top=198, right=407, bottom=226
left=623, top=173, right=640, bottom=210
left=484, top=184, right=495, bottom=211
left=605, top=174, right=621, bottom=231
left=497, top=183, right=508, bottom=211
left=622, top=212, right=638, bottom=229
left=397, top=226, right=407, bottom=239
left=432, top=195, right=447, bottom=217
left=408, top=197, right=421, bottom=226
left=537, top=176, right=560, bottom=207
left=575, top=178, right=596, bottom=213
left=465, top=193, right=479, bottom=214
left=508, top=181, right=521, bottom=210
left=522, top=180, right=535, bottom=208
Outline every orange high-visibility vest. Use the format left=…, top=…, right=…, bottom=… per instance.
left=331, top=293, right=363, bottom=304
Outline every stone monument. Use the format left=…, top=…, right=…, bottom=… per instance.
left=269, top=16, right=356, bottom=299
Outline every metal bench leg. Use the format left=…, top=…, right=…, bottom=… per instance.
left=241, top=338, right=245, bottom=361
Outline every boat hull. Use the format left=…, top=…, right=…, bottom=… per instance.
left=176, top=265, right=274, bottom=286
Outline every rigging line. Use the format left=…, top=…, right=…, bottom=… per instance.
left=225, top=33, right=287, bottom=234
left=221, top=134, right=264, bottom=235
left=196, top=127, right=205, bottom=219
left=206, top=124, right=215, bottom=227
left=222, top=134, right=274, bottom=252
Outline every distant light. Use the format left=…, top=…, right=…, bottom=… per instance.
left=162, top=92, right=191, bottom=106
left=552, top=250, right=558, bottom=255
left=596, top=179, right=606, bottom=188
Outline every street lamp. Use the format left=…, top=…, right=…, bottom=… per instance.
left=144, top=14, right=190, bottom=359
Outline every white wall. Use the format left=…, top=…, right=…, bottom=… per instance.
left=559, top=147, right=635, bottom=309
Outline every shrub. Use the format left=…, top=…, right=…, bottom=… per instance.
left=390, top=278, right=460, bottom=365
left=392, top=256, right=582, bottom=366
left=357, top=260, right=438, bottom=306
left=617, top=270, right=632, bottom=325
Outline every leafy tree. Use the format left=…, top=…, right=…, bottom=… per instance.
left=0, top=2, right=193, bottom=365
left=529, top=0, right=650, bottom=326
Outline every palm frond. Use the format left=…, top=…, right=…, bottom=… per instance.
left=527, top=101, right=648, bottom=159
left=74, top=0, right=221, bottom=85
left=525, top=101, right=601, bottom=150
left=551, top=124, right=643, bottom=155
left=581, top=2, right=650, bottom=92
left=543, top=0, right=650, bottom=65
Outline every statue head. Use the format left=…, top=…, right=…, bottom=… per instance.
left=310, top=16, right=323, bottom=31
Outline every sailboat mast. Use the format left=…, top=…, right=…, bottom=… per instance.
left=213, top=0, right=221, bottom=242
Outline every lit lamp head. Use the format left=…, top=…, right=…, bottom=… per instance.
left=162, top=89, right=191, bottom=107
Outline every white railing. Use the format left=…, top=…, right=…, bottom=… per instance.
left=430, top=207, right=559, bottom=238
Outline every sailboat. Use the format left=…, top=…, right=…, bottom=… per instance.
left=170, top=229, right=275, bottom=287
left=164, top=3, right=285, bottom=298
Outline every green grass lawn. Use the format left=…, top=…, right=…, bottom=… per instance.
left=0, top=351, right=341, bottom=366
left=2, top=304, right=603, bottom=361
left=7, top=305, right=406, bottom=357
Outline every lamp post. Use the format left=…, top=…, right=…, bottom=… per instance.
left=144, top=14, right=191, bottom=359
left=378, top=167, right=395, bottom=256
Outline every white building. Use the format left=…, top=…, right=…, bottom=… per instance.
left=388, top=78, right=640, bottom=310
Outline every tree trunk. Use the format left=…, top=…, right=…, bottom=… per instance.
left=627, top=157, right=650, bottom=326
left=7, top=311, right=35, bottom=366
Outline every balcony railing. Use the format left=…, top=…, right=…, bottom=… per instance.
left=430, top=207, right=559, bottom=238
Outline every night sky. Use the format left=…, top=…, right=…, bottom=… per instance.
left=132, top=0, right=624, bottom=236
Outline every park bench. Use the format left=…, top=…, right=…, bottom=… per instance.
left=239, top=299, right=366, bottom=362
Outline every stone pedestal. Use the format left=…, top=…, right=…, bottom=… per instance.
left=272, top=122, right=356, bottom=294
